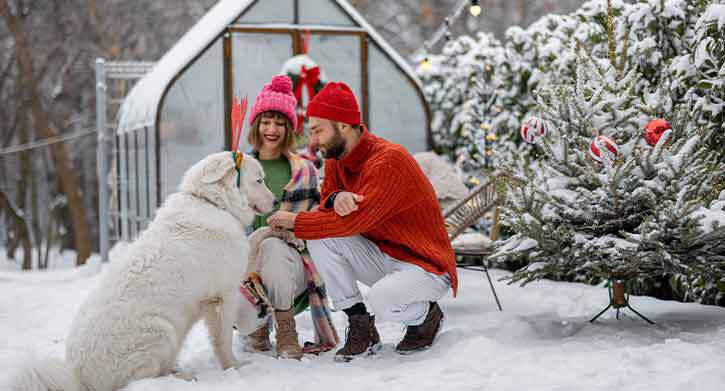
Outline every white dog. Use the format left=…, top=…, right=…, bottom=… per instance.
left=11, top=152, right=275, bottom=391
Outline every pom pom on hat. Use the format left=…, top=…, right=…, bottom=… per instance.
left=268, top=75, right=293, bottom=94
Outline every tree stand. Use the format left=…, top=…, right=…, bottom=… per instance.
left=589, top=279, right=654, bottom=324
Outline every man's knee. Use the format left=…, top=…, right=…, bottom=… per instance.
left=366, top=281, right=398, bottom=318
left=306, top=236, right=358, bottom=257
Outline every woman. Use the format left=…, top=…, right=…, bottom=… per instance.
left=241, top=75, right=320, bottom=359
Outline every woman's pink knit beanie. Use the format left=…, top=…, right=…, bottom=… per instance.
left=249, top=75, right=298, bottom=130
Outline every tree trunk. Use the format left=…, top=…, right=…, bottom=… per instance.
left=18, top=112, right=37, bottom=267
left=0, top=190, right=32, bottom=269
left=1, top=1, right=92, bottom=265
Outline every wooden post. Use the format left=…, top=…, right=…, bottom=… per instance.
left=612, top=280, right=627, bottom=308
left=491, top=205, right=501, bottom=241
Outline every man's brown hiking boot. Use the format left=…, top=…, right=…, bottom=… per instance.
left=334, top=314, right=382, bottom=362
left=395, top=302, right=444, bottom=355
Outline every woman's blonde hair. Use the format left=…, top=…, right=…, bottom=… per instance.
left=247, top=111, right=295, bottom=153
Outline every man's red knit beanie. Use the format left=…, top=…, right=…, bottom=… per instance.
left=306, top=81, right=361, bottom=125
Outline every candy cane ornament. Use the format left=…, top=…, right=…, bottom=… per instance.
left=589, top=135, right=619, bottom=168
left=520, top=117, right=549, bottom=144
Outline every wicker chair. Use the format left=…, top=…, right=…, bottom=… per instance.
left=442, top=173, right=515, bottom=311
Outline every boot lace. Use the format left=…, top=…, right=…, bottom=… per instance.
left=341, top=316, right=370, bottom=352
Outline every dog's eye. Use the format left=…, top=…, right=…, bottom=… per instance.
left=256, top=179, right=263, bottom=184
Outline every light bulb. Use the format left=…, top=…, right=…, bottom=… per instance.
left=421, top=58, right=433, bottom=71
left=470, top=0, right=482, bottom=17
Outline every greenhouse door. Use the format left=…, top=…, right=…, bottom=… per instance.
left=224, top=27, right=369, bottom=152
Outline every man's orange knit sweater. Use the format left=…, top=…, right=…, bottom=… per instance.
left=293, top=127, right=458, bottom=296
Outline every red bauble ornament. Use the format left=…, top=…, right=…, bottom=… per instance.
left=644, top=119, right=672, bottom=147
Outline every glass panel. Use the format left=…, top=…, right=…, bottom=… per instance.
left=307, top=33, right=362, bottom=107
left=300, top=0, right=357, bottom=26
left=110, top=134, right=122, bottom=241
left=147, top=126, right=158, bottom=219
left=128, top=132, right=138, bottom=239
left=136, top=130, right=148, bottom=229
left=119, top=133, right=129, bottom=241
left=232, top=32, right=294, bottom=152
left=159, top=39, right=225, bottom=200
left=368, top=44, right=428, bottom=153
left=236, top=0, right=294, bottom=24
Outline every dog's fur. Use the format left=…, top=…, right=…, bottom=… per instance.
left=11, top=152, right=275, bottom=391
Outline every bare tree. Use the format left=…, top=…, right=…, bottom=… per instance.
left=0, top=189, right=31, bottom=269
left=0, top=0, right=92, bottom=265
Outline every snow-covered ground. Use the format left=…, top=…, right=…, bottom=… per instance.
left=1, top=253, right=725, bottom=391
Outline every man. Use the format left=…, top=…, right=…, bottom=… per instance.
left=267, top=81, right=457, bottom=362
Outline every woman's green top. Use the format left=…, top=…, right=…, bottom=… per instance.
left=251, top=155, right=291, bottom=231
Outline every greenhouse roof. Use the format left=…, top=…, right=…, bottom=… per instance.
left=117, top=0, right=422, bottom=134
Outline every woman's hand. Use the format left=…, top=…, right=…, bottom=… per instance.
left=266, top=211, right=297, bottom=230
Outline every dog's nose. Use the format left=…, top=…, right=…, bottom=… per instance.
left=273, top=200, right=280, bottom=208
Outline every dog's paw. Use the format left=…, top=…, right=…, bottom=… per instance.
left=172, top=370, right=198, bottom=382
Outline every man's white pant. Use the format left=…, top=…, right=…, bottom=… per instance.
left=307, top=235, right=450, bottom=326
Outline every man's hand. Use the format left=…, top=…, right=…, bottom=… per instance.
left=266, top=211, right=297, bottom=231
left=334, top=192, right=364, bottom=217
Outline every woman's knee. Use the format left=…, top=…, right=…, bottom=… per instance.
left=258, top=237, right=289, bottom=258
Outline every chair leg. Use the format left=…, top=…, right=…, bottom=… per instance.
left=480, top=260, right=503, bottom=311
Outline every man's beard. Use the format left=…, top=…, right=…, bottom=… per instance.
left=320, top=129, right=347, bottom=159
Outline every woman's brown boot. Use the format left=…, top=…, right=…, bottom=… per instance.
left=243, top=324, right=272, bottom=353
left=274, top=309, right=303, bottom=359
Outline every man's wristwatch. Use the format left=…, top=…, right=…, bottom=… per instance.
left=325, top=191, right=341, bottom=209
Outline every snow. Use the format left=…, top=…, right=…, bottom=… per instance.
left=451, top=232, right=492, bottom=251
left=693, top=206, right=725, bottom=234
left=514, top=238, right=538, bottom=252
left=117, top=0, right=423, bottom=134
left=700, top=4, right=725, bottom=31
left=3, top=257, right=725, bottom=390
left=595, top=235, right=638, bottom=250
left=280, top=54, right=329, bottom=81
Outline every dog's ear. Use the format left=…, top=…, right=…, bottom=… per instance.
left=201, top=155, right=236, bottom=184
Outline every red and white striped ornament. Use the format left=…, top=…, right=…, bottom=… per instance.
left=589, top=135, right=619, bottom=165
left=520, top=117, right=549, bottom=144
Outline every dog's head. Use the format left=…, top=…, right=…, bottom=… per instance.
left=179, top=152, right=275, bottom=225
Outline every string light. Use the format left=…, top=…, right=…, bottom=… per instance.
left=470, top=0, right=482, bottom=17
left=421, top=57, right=433, bottom=70
left=419, top=0, right=479, bottom=68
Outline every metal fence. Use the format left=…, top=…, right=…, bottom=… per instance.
left=96, top=59, right=155, bottom=263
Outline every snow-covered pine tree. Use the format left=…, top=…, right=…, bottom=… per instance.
left=491, top=44, right=656, bottom=286
left=418, top=33, right=509, bottom=177
left=690, top=3, right=725, bottom=157
left=491, top=2, right=725, bottom=303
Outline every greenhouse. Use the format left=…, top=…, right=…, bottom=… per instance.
left=113, top=0, right=431, bottom=241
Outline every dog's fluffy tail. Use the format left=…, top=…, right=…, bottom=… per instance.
left=9, top=358, right=83, bottom=391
